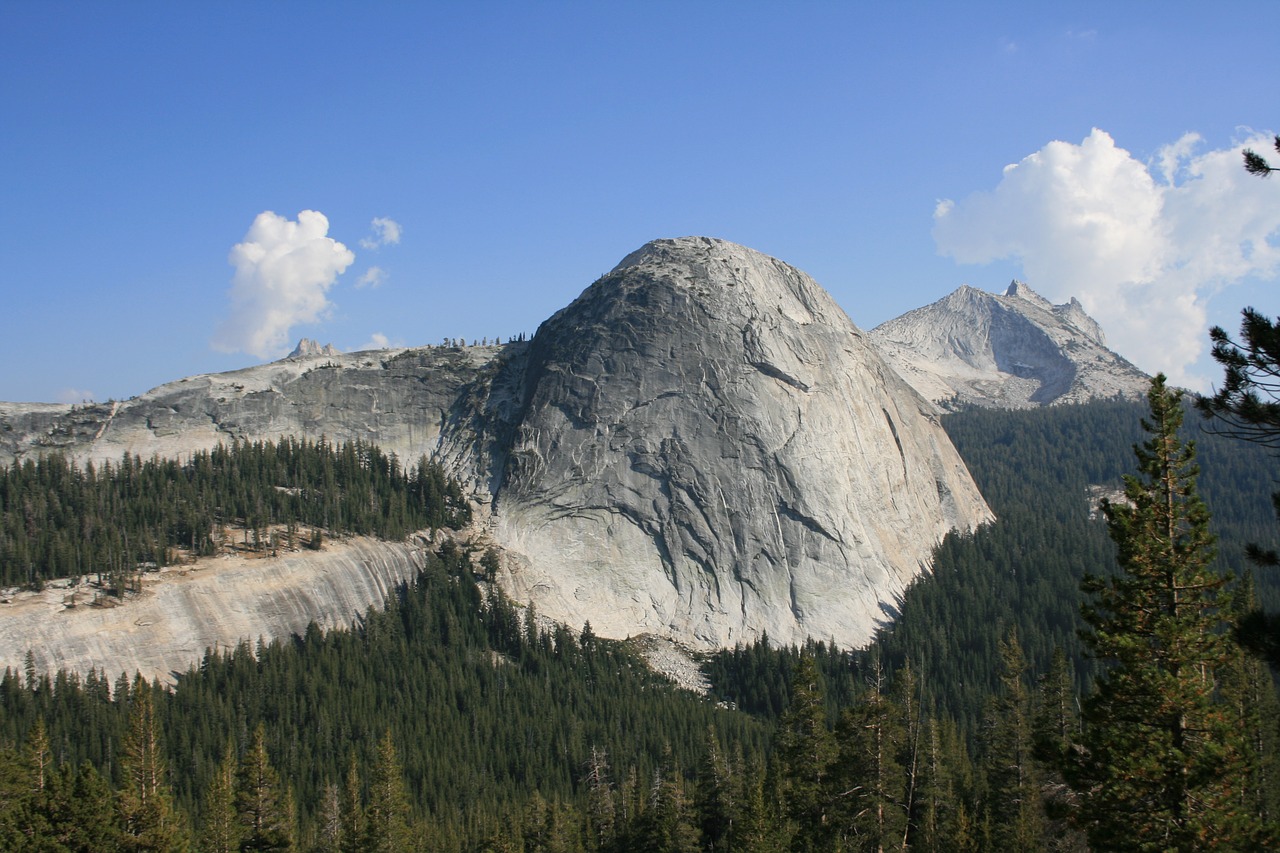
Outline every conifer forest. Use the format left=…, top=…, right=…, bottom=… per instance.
left=1, top=386, right=1279, bottom=851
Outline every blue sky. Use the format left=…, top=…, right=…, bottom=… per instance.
left=2, top=2, right=1276, bottom=403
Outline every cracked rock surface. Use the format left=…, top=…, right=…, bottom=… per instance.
left=490, top=237, right=992, bottom=649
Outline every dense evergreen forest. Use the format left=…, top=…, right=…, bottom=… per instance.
left=0, top=545, right=770, bottom=851
left=0, top=438, right=471, bottom=591
left=868, top=398, right=1280, bottom=730
left=0, top=395, right=1277, bottom=850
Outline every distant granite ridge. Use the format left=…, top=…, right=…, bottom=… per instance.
left=869, top=281, right=1149, bottom=410
left=0, top=343, right=511, bottom=475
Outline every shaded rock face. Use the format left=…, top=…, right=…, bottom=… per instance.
left=491, top=237, right=991, bottom=648
left=0, top=346, right=513, bottom=479
left=869, top=281, right=1149, bottom=410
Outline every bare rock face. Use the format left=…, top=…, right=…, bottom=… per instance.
left=0, top=537, right=428, bottom=684
left=490, top=237, right=992, bottom=649
left=288, top=338, right=342, bottom=359
left=869, top=281, right=1149, bottom=410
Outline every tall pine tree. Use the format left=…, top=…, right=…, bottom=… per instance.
left=235, top=724, right=294, bottom=853
left=1071, top=375, right=1261, bottom=851
left=117, top=677, right=188, bottom=852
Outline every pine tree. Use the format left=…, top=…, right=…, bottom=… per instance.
left=235, top=725, right=293, bottom=852
left=18, top=719, right=56, bottom=848
left=833, top=660, right=906, bottom=851
left=313, top=782, right=342, bottom=853
left=773, top=654, right=836, bottom=850
left=1032, top=649, right=1088, bottom=853
left=117, top=677, right=188, bottom=852
left=913, top=716, right=974, bottom=853
left=582, top=745, right=616, bottom=851
left=693, top=727, right=737, bottom=853
left=984, top=626, right=1044, bottom=851
left=1071, top=375, right=1262, bottom=851
left=1219, top=575, right=1280, bottom=841
left=636, top=745, right=700, bottom=853
left=736, top=751, right=785, bottom=853
left=198, top=742, right=239, bottom=853
left=362, top=730, right=414, bottom=853
left=338, top=754, right=364, bottom=853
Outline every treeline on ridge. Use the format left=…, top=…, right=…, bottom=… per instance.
left=0, top=438, right=472, bottom=592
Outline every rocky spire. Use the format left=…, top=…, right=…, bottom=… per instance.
left=288, top=338, right=342, bottom=359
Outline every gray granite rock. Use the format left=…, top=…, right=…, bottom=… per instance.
left=0, top=537, right=429, bottom=685
left=869, top=281, right=1149, bottom=410
left=0, top=344, right=510, bottom=476
left=490, top=237, right=992, bottom=648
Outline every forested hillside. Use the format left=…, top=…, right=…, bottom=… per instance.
left=0, top=545, right=769, bottom=850
left=708, top=398, right=1279, bottom=730
left=869, top=398, right=1280, bottom=729
left=0, top=396, right=1276, bottom=850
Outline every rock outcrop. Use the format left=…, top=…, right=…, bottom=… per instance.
left=0, top=537, right=429, bottom=684
left=0, top=237, right=993, bottom=659
left=0, top=344, right=514, bottom=481
left=490, top=237, right=992, bottom=648
left=288, top=338, right=342, bottom=359
left=869, top=281, right=1149, bottom=409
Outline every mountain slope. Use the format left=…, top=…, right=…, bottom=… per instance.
left=869, top=281, right=1149, bottom=409
left=0, top=237, right=991, bottom=655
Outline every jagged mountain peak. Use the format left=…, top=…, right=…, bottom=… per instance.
left=1004, top=279, right=1054, bottom=310
left=870, top=281, right=1147, bottom=410
left=288, top=338, right=342, bottom=359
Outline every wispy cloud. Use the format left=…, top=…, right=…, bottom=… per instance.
left=360, top=217, right=402, bottom=250
left=354, top=332, right=394, bottom=351
left=356, top=266, right=388, bottom=289
left=57, top=388, right=95, bottom=404
left=211, top=210, right=355, bottom=359
left=933, top=128, right=1280, bottom=389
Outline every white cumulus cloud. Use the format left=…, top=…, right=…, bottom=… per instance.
left=212, top=210, right=355, bottom=359
left=933, top=128, right=1280, bottom=389
left=360, top=217, right=402, bottom=249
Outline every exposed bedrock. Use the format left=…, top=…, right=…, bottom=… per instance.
left=490, top=237, right=992, bottom=649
